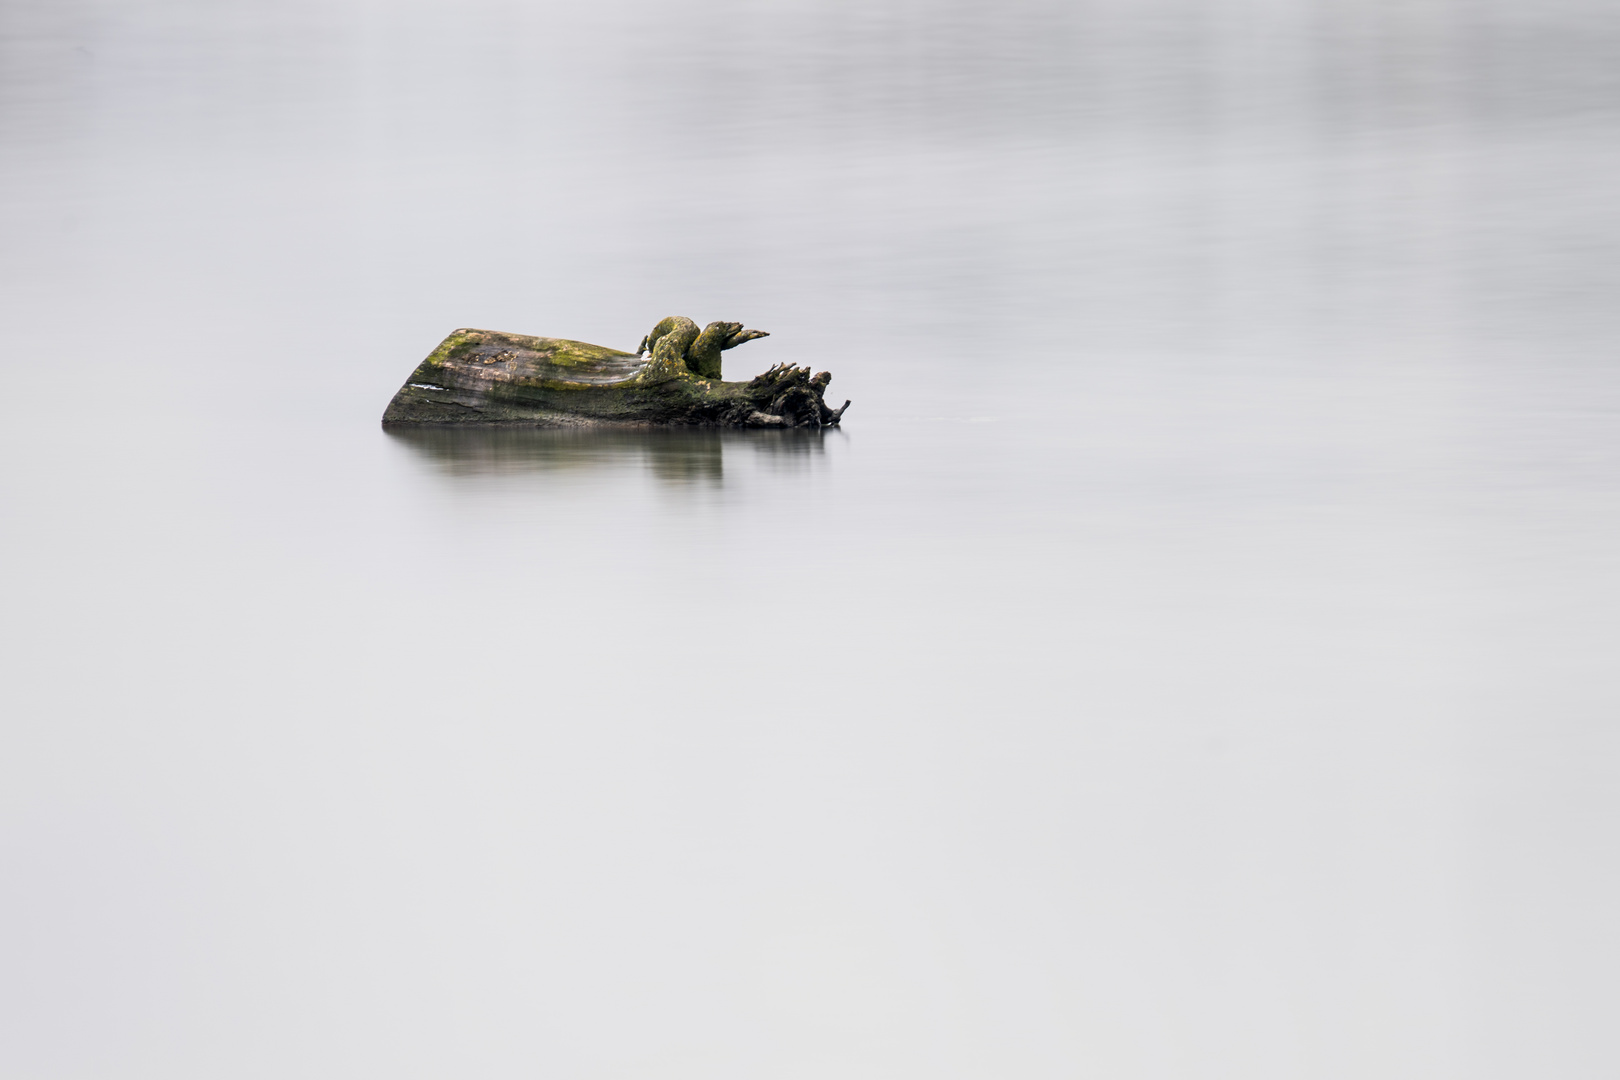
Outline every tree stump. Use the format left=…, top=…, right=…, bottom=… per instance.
left=382, top=317, right=849, bottom=429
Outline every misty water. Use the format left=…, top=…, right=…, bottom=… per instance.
left=3, top=1, right=1618, bottom=1077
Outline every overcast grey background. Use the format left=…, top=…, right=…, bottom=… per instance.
left=3, top=0, right=1618, bottom=1076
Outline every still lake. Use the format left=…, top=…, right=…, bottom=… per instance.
left=3, top=1, right=1618, bottom=1076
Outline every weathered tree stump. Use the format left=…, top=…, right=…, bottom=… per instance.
left=381, top=317, right=849, bottom=429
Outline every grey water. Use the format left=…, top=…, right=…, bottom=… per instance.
left=3, top=1, right=1618, bottom=1076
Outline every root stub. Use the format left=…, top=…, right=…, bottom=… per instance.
left=743, top=363, right=850, bottom=429
left=382, top=315, right=851, bottom=430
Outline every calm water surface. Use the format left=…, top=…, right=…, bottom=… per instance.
left=3, top=1, right=1618, bottom=1077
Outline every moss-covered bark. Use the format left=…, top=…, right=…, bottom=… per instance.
left=381, top=317, right=849, bottom=429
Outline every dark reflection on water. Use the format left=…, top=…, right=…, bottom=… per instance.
left=385, top=424, right=829, bottom=485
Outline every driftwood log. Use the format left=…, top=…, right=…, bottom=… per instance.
left=381, top=317, right=849, bottom=429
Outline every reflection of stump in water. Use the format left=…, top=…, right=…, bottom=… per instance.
left=386, top=426, right=750, bottom=485
left=382, top=318, right=849, bottom=429
left=645, top=433, right=723, bottom=485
